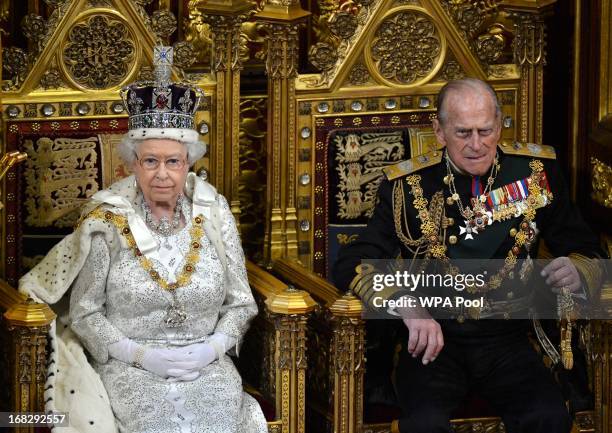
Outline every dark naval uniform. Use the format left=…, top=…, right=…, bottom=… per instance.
left=333, top=142, right=605, bottom=433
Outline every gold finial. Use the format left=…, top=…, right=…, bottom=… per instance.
left=265, top=285, right=317, bottom=315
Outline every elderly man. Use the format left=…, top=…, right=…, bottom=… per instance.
left=334, top=78, right=604, bottom=433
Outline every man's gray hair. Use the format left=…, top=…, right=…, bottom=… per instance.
left=436, top=78, right=502, bottom=124
left=117, top=136, right=207, bottom=166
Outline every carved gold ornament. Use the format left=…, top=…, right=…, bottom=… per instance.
left=591, top=157, right=612, bottom=208
left=137, top=66, right=155, bottom=82
left=476, top=25, right=506, bottom=63
left=151, top=10, right=177, bottom=40
left=436, top=58, right=464, bottom=81
left=348, top=63, right=370, bottom=85
left=23, top=137, right=99, bottom=228
left=43, top=0, right=69, bottom=6
left=62, top=14, right=136, bottom=89
left=365, top=7, right=445, bottom=87
left=21, top=13, right=47, bottom=43
left=2, top=47, right=29, bottom=83
left=40, top=69, right=64, bottom=89
left=173, top=41, right=197, bottom=70
left=309, top=42, right=338, bottom=72
left=328, top=11, right=358, bottom=40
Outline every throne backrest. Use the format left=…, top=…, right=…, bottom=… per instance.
left=308, top=108, right=440, bottom=278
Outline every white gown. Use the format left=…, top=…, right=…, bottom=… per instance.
left=68, top=191, right=267, bottom=433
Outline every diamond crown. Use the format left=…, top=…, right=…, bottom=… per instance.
left=120, top=46, right=203, bottom=132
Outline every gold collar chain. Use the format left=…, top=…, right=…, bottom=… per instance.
left=89, top=208, right=205, bottom=291
left=404, top=159, right=547, bottom=295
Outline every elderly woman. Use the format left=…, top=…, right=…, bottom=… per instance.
left=19, top=47, right=267, bottom=433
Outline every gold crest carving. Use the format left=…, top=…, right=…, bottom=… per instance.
left=23, top=136, right=99, bottom=227
left=365, top=7, right=445, bottom=87
left=62, top=14, right=136, bottom=89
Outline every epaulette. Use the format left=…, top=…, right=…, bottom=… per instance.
left=383, top=150, right=443, bottom=180
left=498, top=141, right=556, bottom=159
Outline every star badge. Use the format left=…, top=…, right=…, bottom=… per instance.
left=459, top=221, right=478, bottom=240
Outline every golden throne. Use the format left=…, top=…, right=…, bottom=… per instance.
left=246, top=0, right=612, bottom=432
left=0, top=1, right=315, bottom=432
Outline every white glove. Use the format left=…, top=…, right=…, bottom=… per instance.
left=173, top=343, right=217, bottom=372
left=108, top=338, right=200, bottom=379
left=166, top=343, right=217, bottom=382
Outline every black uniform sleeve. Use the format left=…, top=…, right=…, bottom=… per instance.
left=538, top=159, right=602, bottom=257
left=538, top=159, right=607, bottom=296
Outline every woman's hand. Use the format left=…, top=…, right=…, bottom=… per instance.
left=108, top=338, right=204, bottom=379
left=174, top=343, right=216, bottom=371
left=141, top=347, right=203, bottom=378
left=166, top=343, right=217, bottom=382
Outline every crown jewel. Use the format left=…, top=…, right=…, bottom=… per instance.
left=121, top=46, right=203, bottom=136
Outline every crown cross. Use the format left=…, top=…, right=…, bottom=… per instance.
left=154, top=46, right=173, bottom=86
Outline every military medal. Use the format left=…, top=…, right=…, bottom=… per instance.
left=459, top=221, right=477, bottom=240
left=445, top=152, right=499, bottom=240
left=487, top=173, right=552, bottom=222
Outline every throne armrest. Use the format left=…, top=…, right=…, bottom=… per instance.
left=0, top=278, right=56, bottom=428
left=245, top=261, right=318, bottom=433
left=271, top=258, right=366, bottom=433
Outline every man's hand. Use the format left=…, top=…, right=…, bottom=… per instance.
left=541, top=257, right=582, bottom=293
left=396, top=304, right=444, bottom=365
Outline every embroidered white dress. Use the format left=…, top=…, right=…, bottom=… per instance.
left=68, top=190, right=267, bottom=433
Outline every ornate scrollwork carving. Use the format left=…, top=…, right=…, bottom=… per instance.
left=151, top=10, right=177, bottom=41
left=442, top=0, right=485, bottom=38
left=18, top=335, right=32, bottom=383
left=304, top=0, right=381, bottom=87
left=332, top=316, right=365, bottom=373
left=329, top=11, right=359, bottom=40
left=367, top=9, right=444, bottom=86
left=63, top=14, right=136, bottom=89
left=450, top=419, right=505, bottom=432
left=173, top=41, right=197, bottom=70
left=590, top=157, right=612, bottom=208
left=513, top=14, right=546, bottom=67
left=275, top=315, right=308, bottom=370
left=447, top=0, right=499, bottom=13
left=42, top=0, right=69, bottom=7
left=23, top=137, right=99, bottom=228
left=40, top=68, right=64, bottom=89
left=86, top=0, right=113, bottom=6
left=2, top=47, right=29, bottom=86
left=436, top=58, right=465, bottom=81
left=137, top=66, right=155, bottom=82
left=347, top=62, right=370, bottom=85
left=309, top=42, right=338, bottom=73
left=239, top=97, right=267, bottom=262
left=476, top=30, right=505, bottom=63
left=266, top=24, right=299, bottom=79
left=21, top=13, right=47, bottom=45
left=184, top=0, right=212, bottom=67
left=204, top=14, right=245, bottom=73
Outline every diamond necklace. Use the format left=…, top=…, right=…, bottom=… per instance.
left=444, top=152, right=499, bottom=240
left=143, top=194, right=183, bottom=239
